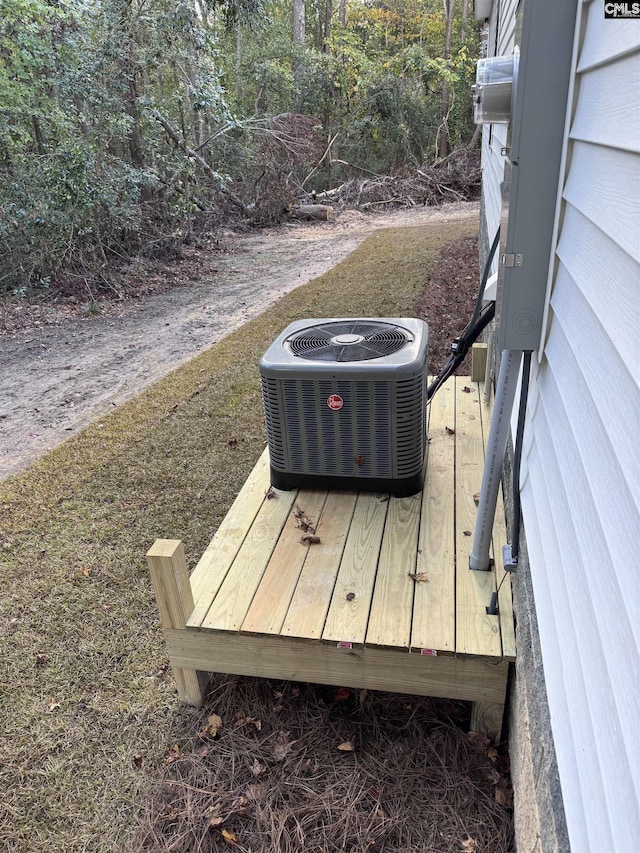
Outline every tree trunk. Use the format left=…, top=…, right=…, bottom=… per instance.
left=323, top=0, right=332, bottom=52
left=236, top=21, right=243, bottom=104
left=439, top=0, right=454, bottom=160
left=292, top=0, right=305, bottom=106
left=339, top=0, right=346, bottom=27
left=293, top=0, right=305, bottom=46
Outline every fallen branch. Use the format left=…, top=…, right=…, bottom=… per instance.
left=290, top=204, right=334, bottom=221
left=147, top=108, right=249, bottom=215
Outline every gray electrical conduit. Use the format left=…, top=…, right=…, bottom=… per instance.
left=469, top=348, right=523, bottom=571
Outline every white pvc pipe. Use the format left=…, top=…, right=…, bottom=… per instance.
left=469, top=349, right=522, bottom=571
left=482, top=327, right=495, bottom=403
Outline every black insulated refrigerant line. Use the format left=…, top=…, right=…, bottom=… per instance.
left=426, top=229, right=501, bottom=403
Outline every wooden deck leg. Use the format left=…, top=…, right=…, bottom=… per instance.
left=471, top=343, right=488, bottom=382
left=146, top=539, right=207, bottom=707
left=470, top=700, right=505, bottom=744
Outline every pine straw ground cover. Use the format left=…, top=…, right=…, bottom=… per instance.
left=0, top=214, right=513, bottom=852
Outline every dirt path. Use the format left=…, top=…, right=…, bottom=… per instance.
left=0, top=202, right=477, bottom=480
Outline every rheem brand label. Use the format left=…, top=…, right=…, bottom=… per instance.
left=327, top=394, right=344, bottom=411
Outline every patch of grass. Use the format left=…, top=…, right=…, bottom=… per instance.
left=0, top=217, right=478, bottom=852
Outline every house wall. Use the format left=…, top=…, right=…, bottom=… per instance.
left=478, top=0, right=640, bottom=850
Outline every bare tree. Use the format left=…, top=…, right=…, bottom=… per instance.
left=293, top=0, right=305, bottom=46
left=439, top=0, right=455, bottom=159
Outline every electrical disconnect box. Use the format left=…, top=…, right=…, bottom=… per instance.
left=473, top=0, right=578, bottom=351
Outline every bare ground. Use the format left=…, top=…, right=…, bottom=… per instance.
left=0, top=202, right=477, bottom=481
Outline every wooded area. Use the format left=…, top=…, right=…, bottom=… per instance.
left=0, top=0, right=480, bottom=295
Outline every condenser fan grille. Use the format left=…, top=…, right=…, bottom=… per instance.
left=286, top=320, right=411, bottom=362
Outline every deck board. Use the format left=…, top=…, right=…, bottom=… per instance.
left=366, top=493, right=422, bottom=649
left=454, top=380, right=501, bottom=657
left=411, top=379, right=456, bottom=652
left=479, top=383, right=517, bottom=661
left=188, top=449, right=271, bottom=628
left=200, top=487, right=297, bottom=632
left=281, top=491, right=358, bottom=640
left=321, top=492, right=389, bottom=646
left=241, top=490, right=328, bottom=636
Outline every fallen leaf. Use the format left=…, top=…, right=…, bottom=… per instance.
left=35, top=654, right=50, bottom=667
left=473, top=492, right=480, bottom=505
left=245, top=783, right=266, bottom=801
left=468, top=731, right=492, bottom=751
left=155, top=662, right=170, bottom=679
left=133, top=754, right=143, bottom=768
left=221, top=828, right=239, bottom=845
left=208, top=816, right=225, bottom=828
left=460, top=837, right=477, bottom=852
left=446, top=426, right=455, bottom=435
left=337, top=741, right=355, bottom=752
left=250, top=758, right=266, bottom=776
left=48, top=701, right=61, bottom=713
left=201, top=713, right=223, bottom=738
left=272, top=730, right=295, bottom=761
left=265, top=487, right=277, bottom=500
left=164, top=744, right=182, bottom=765
left=494, top=776, right=513, bottom=808
left=294, top=505, right=316, bottom=533
left=235, top=714, right=261, bottom=731
left=408, top=571, right=429, bottom=583
left=463, top=385, right=472, bottom=393
left=463, top=530, right=472, bottom=536
left=228, top=438, right=238, bottom=448
left=300, top=534, right=321, bottom=545
left=80, top=566, right=91, bottom=576
left=334, top=687, right=350, bottom=702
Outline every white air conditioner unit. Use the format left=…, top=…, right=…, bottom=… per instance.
left=259, top=318, right=429, bottom=497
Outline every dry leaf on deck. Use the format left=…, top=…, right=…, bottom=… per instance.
left=408, top=572, right=429, bottom=583
left=446, top=426, right=455, bottom=435
left=300, top=534, right=321, bottom=545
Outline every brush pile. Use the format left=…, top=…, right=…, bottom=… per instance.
left=312, top=150, right=481, bottom=212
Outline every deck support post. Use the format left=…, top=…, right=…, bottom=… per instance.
left=146, top=539, right=206, bottom=707
left=470, top=700, right=505, bottom=744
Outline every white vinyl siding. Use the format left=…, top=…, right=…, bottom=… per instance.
left=480, top=0, right=640, bottom=848
left=522, top=0, right=640, bottom=848
left=481, top=0, right=519, bottom=269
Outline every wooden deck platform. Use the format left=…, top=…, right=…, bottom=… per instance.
left=147, top=376, right=515, bottom=741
